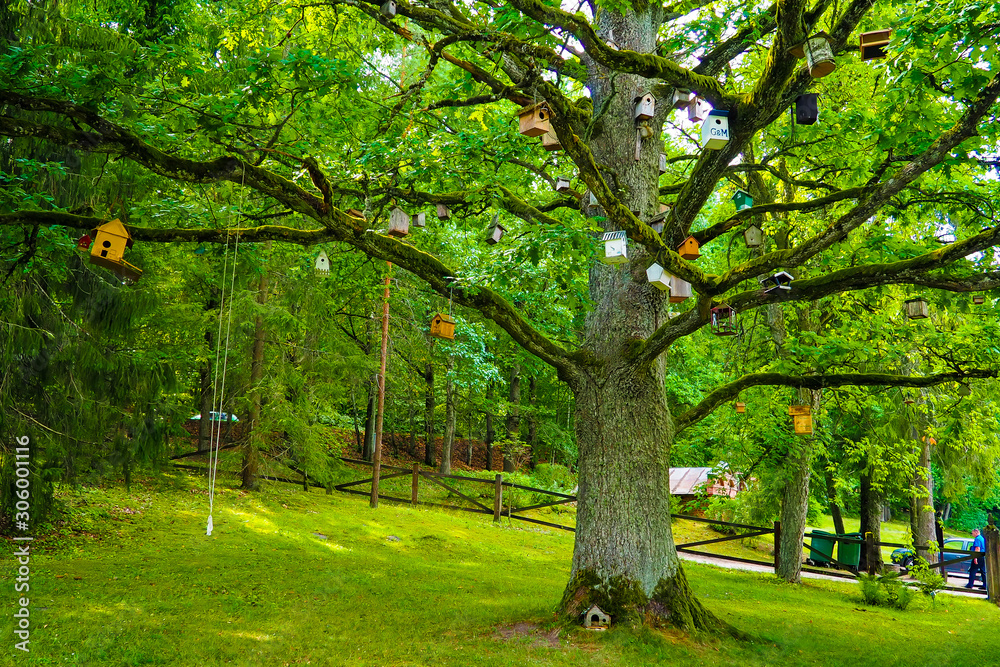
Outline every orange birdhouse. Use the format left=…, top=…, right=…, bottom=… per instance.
left=789, top=405, right=812, bottom=435
left=429, top=313, right=456, bottom=340
left=517, top=102, right=551, bottom=138
left=677, top=236, right=700, bottom=260
left=89, top=219, right=142, bottom=281
left=735, top=402, right=746, bottom=413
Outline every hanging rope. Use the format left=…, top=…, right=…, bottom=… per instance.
left=207, top=171, right=246, bottom=536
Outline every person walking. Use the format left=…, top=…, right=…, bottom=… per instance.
left=965, top=528, right=986, bottom=589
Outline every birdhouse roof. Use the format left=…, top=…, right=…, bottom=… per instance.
left=432, top=312, right=455, bottom=324
left=515, top=101, right=549, bottom=117
left=582, top=604, right=607, bottom=617
left=95, top=218, right=132, bottom=239
left=633, top=91, right=653, bottom=102
left=602, top=231, right=627, bottom=241
left=707, top=109, right=729, bottom=118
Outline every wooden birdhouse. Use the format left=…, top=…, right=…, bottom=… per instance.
left=429, top=313, right=456, bottom=340
left=582, top=605, right=610, bottom=630
left=541, top=129, right=561, bottom=151
left=380, top=0, right=396, bottom=18
left=671, top=88, right=691, bottom=110
left=388, top=207, right=410, bottom=237
left=649, top=212, right=666, bottom=234
left=436, top=203, right=450, bottom=220
left=315, top=250, right=330, bottom=275
left=735, top=402, right=746, bottom=413
left=347, top=208, right=366, bottom=220
left=601, top=231, right=628, bottom=264
left=76, top=234, right=92, bottom=251
left=412, top=212, right=426, bottom=228
left=669, top=275, right=691, bottom=303
left=677, top=236, right=700, bottom=260
left=905, top=297, right=929, bottom=320
left=732, top=189, right=753, bottom=211
left=646, top=263, right=671, bottom=291
left=761, top=271, right=792, bottom=294
left=859, top=29, right=891, bottom=60
left=789, top=405, right=812, bottom=435
left=701, top=109, right=730, bottom=150
left=973, top=295, right=985, bottom=305
left=795, top=93, right=819, bottom=125
left=555, top=176, right=572, bottom=192
left=517, top=102, right=551, bottom=138
left=792, top=32, right=836, bottom=78
left=659, top=153, right=667, bottom=174
left=634, top=91, right=655, bottom=121
left=710, top=305, right=737, bottom=336
left=687, top=96, right=710, bottom=122
left=744, top=224, right=763, bottom=249
left=485, top=219, right=505, bottom=245
left=89, top=219, right=142, bottom=281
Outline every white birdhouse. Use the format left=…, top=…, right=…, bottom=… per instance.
left=388, top=207, right=410, bottom=237
left=659, top=153, right=667, bottom=174
left=744, top=224, right=763, bottom=248
left=380, top=0, right=396, bottom=18
left=601, top=231, right=628, bottom=264
left=761, top=271, right=793, bottom=294
left=701, top=110, right=730, bottom=150
left=646, top=263, right=671, bottom=291
left=687, top=96, right=711, bottom=122
left=634, top=92, right=655, bottom=121
left=555, top=176, right=571, bottom=192
left=790, top=32, right=836, bottom=78
left=669, top=275, right=692, bottom=303
left=411, top=212, right=426, bottom=228
left=436, top=204, right=450, bottom=220
left=671, top=88, right=692, bottom=110
left=315, top=250, right=330, bottom=275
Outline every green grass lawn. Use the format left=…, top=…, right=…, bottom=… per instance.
left=5, top=472, right=1000, bottom=666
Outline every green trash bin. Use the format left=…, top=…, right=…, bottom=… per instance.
left=807, top=529, right=836, bottom=566
left=838, top=532, right=862, bottom=570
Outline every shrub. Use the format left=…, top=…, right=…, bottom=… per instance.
left=857, top=571, right=915, bottom=610
left=530, top=463, right=576, bottom=493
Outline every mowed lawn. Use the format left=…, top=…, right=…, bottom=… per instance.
left=4, top=472, right=1000, bottom=667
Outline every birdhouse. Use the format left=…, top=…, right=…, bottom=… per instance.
left=555, top=176, right=571, bottom=192
left=412, top=212, right=426, bottom=228
left=541, top=129, right=561, bottom=151
left=601, top=231, right=628, bottom=264
left=859, top=29, right=891, bottom=60
left=76, top=234, right=92, bottom=251
left=380, top=0, right=396, bottom=18
left=517, top=102, right=551, bottom=138
left=315, top=250, right=330, bottom=275
left=89, top=219, right=142, bottom=281
left=762, top=271, right=793, bottom=294
left=671, top=88, right=692, bottom=110
left=677, top=236, right=700, bottom=260
left=659, top=153, right=667, bottom=174
left=485, top=219, right=505, bottom=245
left=388, top=207, right=410, bottom=237
left=732, top=190, right=753, bottom=211
left=687, top=96, right=710, bottom=122
left=789, top=405, right=812, bottom=435
left=793, top=32, right=835, bottom=78
left=701, top=110, right=730, bottom=150
left=649, top=213, right=666, bottom=234
left=669, top=275, right=691, bottom=303
left=436, top=204, right=450, bottom=220
left=347, top=208, right=366, bottom=220
left=902, top=391, right=915, bottom=405
left=710, top=305, right=737, bottom=336
left=735, top=402, right=746, bottom=413
left=429, top=313, right=455, bottom=340
left=973, top=295, right=985, bottom=305
left=905, top=298, right=929, bottom=320
left=795, top=93, right=819, bottom=125
left=744, top=224, right=763, bottom=249
left=582, top=605, right=610, bottom=630
left=634, top=91, right=655, bottom=121
left=646, top=263, right=671, bottom=291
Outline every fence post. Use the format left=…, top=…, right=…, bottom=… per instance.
left=493, top=474, right=502, bottom=523
left=773, top=521, right=781, bottom=575
left=411, top=463, right=419, bottom=505
left=865, top=532, right=878, bottom=575
left=985, top=516, right=1000, bottom=605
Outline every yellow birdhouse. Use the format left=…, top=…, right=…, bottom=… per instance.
left=789, top=405, right=813, bottom=435
left=89, top=219, right=142, bottom=281
left=429, top=313, right=456, bottom=340
left=517, top=102, right=551, bottom=137
left=677, top=236, right=700, bottom=260
left=735, top=402, right=746, bottom=413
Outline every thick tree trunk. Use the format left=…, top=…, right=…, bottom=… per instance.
left=485, top=383, right=495, bottom=471
left=243, top=253, right=269, bottom=491
left=440, top=356, right=455, bottom=475
left=858, top=469, right=884, bottom=573
left=424, top=361, right=435, bottom=467
left=912, top=428, right=937, bottom=564
left=503, top=363, right=521, bottom=472
left=777, top=435, right=812, bottom=582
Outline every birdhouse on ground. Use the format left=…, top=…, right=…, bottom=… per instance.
left=89, top=219, right=142, bottom=281
left=795, top=93, right=819, bottom=125
left=76, top=234, right=92, bottom=251
left=735, top=402, right=746, bottom=413
left=687, top=96, right=710, bottom=122
left=732, top=190, right=753, bottom=211
left=905, top=298, right=929, bottom=320
left=436, top=204, right=450, bottom=220
left=677, top=236, right=700, bottom=260
left=517, top=102, right=551, bottom=138
left=789, top=405, right=813, bottom=435
left=485, top=218, right=505, bottom=245
left=541, top=129, right=561, bottom=151
left=659, top=153, right=667, bottom=174
left=711, top=305, right=737, bottom=336
left=634, top=91, right=655, bottom=121
left=315, top=250, right=330, bottom=275
left=412, top=212, right=426, bottom=228
left=646, top=263, right=671, bottom=291
left=347, top=208, right=366, bottom=220
left=555, top=176, right=572, bottom=192
left=582, top=605, right=610, bottom=630
left=388, top=207, right=410, bottom=237
left=859, top=29, right=891, bottom=60
left=701, top=110, right=730, bottom=150
left=429, top=313, right=455, bottom=340
left=601, top=231, right=628, bottom=264
left=380, top=0, right=396, bottom=18
left=671, top=88, right=691, bottom=110
left=762, top=271, right=793, bottom=294
left=669, top=275, right=691, bottom=303
left=744, top=224, right=764, bottom=249
left=791, top=32, right=836, bottom=78
left=973, top=295, right=985, bottom=305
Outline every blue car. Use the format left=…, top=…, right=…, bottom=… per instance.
left=890, top=538, right=977, bottom=575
